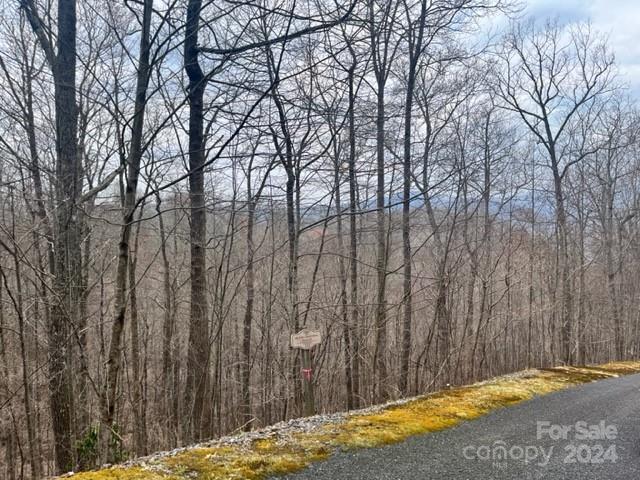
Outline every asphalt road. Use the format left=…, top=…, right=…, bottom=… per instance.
left=278, top=373, right=640, bottom=480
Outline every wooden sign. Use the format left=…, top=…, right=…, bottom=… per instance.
left=291, top=329, right=322, bottom=350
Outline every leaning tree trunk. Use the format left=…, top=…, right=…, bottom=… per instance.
left=100, top=0, right=152, bottom=462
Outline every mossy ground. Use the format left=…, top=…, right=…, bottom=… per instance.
left=62, top=361, right=640, bottom=480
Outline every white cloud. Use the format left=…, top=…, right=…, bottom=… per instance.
left=526, top=0, right=640, bottom=94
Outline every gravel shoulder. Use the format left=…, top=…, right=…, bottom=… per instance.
left=60, top=364, right=640, bottom=479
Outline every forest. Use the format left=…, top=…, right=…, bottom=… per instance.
left=0, top=0, right=639, bottom=477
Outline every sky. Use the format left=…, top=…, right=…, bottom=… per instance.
left=526, top=0, right=640, bottom=95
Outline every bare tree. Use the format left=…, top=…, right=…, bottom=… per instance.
left=496, top=20, right=615, bottom=363
left=182, top=0, right=212, bottom=444
left=368, top=0, right=400, bottom=401
left=100, top=0, right=153, bottom=461
left=21, top=0, right=80, bottom=471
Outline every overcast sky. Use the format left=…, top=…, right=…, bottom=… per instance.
left=526, top=0, right=640, bottom=95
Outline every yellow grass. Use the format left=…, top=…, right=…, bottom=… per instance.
left=62, top=361, right=640, bottom=480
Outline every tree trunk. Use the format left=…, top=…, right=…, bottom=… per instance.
left=129, top=253, right=147, bottom=456
left=241, top=193, right=256, bottom=429
left=156, top=192, right=177, bottom=444
left=183, top=0, right=211, bottom=443
left=399, top=61, right=416, bottom=396
left=30, top=0, right=82, bottom=470
left=334, top=159, right=353, bottom=409
left=374, top=86, right=389, bottom=401
left=0, top=198, right=41, bottom=478
left=552, top=165, right=572, bottom=364
left=100, top=0, right=152, bottom=461
left=347, top=60, right=361, bottom=408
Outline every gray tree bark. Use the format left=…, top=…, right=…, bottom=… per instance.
left=183, top=0, right=212, bottom=443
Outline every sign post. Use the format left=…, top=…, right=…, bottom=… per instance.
left=291, top=329, right=321, bottom=416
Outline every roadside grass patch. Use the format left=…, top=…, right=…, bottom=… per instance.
left=61, top=361, right=640, bottom=480
left=59, top=467, right=169, bottom=480
left=160, top=443, right=327, bottom=480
